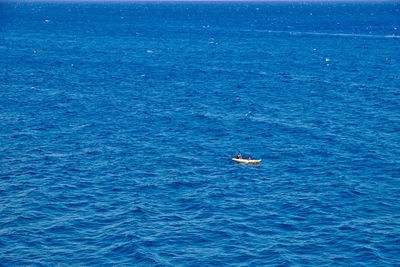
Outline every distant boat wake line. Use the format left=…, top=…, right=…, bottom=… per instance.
left=253, top=30, right=400, bottom=39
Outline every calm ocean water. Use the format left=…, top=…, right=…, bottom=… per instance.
left=1, top=1, right=400, bottom=265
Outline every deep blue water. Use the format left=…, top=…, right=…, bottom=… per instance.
left=1, top=1, right=400, bottom=265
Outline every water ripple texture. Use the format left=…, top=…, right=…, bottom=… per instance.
left=1, top=2, right=400, bottom=266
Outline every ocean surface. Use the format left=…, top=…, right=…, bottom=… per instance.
left=1, top=1, right=400, bottom=265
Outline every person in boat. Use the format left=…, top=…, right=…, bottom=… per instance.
left=236, top=152, right=242, bottom=159
left=248, top=157, right=251, bottom=160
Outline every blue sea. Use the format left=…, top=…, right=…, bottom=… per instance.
left=1, top=1, right=400, bottom=265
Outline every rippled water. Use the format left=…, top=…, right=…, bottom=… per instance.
left=1, top=2, right=400, bottom=265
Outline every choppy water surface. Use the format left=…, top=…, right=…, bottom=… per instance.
left=1, top=2, right=400, bottom=265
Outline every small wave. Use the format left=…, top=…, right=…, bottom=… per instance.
left=261, top=30, right=400, bottom=39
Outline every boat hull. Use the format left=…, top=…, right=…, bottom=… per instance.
left=232, top=158, right=261, bottom=164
